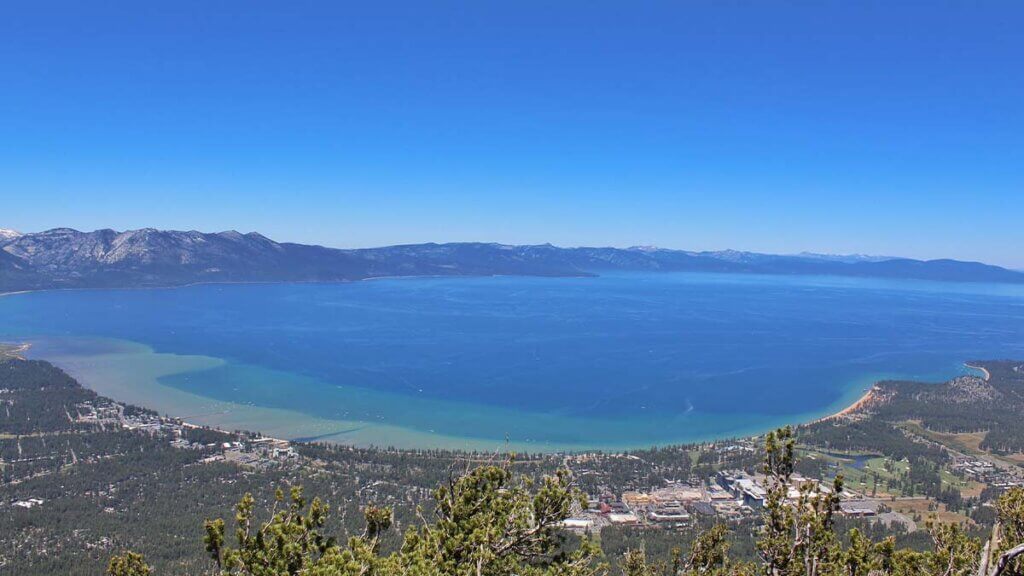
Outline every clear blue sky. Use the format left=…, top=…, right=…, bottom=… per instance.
left=2, top=2, right=1022, bottom=266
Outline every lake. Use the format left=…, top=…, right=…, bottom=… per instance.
left=2, top=272, right=1023, bottom=451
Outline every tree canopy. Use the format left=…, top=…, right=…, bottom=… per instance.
left=111, top=429, right=1024, bottom=576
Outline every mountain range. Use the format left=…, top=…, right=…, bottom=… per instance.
left=1, top=227, right=1022, bottom=292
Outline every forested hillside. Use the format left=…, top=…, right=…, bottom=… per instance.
left=800, top=361, right=1024, bottom=462
left=3, top=354, right=1024, bottom=575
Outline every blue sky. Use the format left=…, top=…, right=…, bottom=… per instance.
left=2, top=2, right=1022, bottom=266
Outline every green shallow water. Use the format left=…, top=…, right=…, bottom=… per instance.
left=25, top=336, right=842, bottom=452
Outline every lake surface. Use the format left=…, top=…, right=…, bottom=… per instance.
left=2, top=272, right=1023, bottom=451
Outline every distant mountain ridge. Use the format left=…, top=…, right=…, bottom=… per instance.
left=2, top=227, right=1022, bottom=291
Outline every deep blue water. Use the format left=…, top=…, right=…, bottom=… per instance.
left=2, top=272, right=1023, bottom=449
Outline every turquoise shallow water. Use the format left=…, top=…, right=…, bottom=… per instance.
left=2, top=272, right=1023, bottom=451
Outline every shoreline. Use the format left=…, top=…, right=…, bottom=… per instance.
left=4, top=263, right=1024, bottom=300
left=0, top=342, right=32, bottom=359
left=966, top=362, right=991, bottom=381
left=814, top=385, right=881, bottom=423
left=4, top=343, right=981, bottom=455
left=0, top=272, right=597, bottom=299
left=3, top=334, right=961, bottom=454
left=0, top=290, right=36, bottom=298
left=14, top=335, right=900, bottom=454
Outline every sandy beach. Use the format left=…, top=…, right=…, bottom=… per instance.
left=966, top=363, right=991, bottom=381
left=0, top=342, right=32, bottom=359
left=816, top=385, right=881, bottom=423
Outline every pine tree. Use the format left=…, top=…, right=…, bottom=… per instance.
left=109, top=429, right=1024, bottom=576
left=106, top=551, right=152, bottom=576
left=200, top=458, right=606, bottom=575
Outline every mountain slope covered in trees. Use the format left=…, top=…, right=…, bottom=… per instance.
left=4, top=352, right=1024, bottom=575
left=2, top=228, right=1023, bottom=292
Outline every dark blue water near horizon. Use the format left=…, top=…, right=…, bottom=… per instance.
left=2, top=272, right=1023, bottom=448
